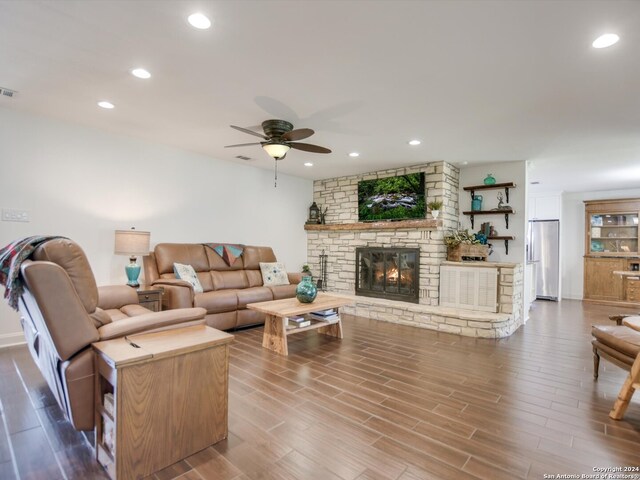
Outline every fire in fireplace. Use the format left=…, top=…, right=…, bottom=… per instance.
left=355, top=247, right=419, bottom=303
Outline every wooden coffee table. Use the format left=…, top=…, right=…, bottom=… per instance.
left=247, top=293, right=353, bottom=356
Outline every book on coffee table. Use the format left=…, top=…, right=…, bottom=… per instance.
left=287, top=316, right=311, bottom=328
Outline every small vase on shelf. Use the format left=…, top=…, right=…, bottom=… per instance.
left=483, top=174, right=496, bottom=185
left=431, top=210, right=440, bottom=219
left=296, top=275, right=318, bottom=303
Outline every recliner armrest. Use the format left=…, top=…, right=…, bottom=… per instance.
left=97, top=307, right=206, bottom=340
left=98, top=285, right=139, bottom=310
left=151, top=279, right=195, bottom=309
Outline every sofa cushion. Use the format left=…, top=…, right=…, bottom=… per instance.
left=243, top=246, right=277, bottom=270
left=592, top=325, right=640, bottom=358
left=173, top=263, right=204, bottom=293
left=259, top=262, right=290, bottom=286
left=246, top=270, right=263, bottom=288
left=268, top=284, right=298, bottom=300
left=155, top=244, right=209, bottom=275
left=195, top=289, right=238, bottom=313
left=237, top=287, right=273, bottom=309
left=210, top=270, right=249, bottom=290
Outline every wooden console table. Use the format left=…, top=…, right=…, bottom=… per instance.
left=92, top=325, right=234, bottom=480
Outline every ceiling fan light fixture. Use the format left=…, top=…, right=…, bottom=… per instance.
left=263, top=142, right=290, bottom=160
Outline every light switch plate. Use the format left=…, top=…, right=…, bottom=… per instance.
left=1, top=208, right=30, bottom=222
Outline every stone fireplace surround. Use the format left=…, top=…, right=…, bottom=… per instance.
left=306, top=161, right=524, bottom=338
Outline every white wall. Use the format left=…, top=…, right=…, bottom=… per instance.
left=458, top=161, right=528, bottom=264
left=562, top=188, right=640, bottom=300
left=0, top=107, right=312, bottom=346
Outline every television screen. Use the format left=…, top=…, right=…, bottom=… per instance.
left=358, top=172, right=425, bottom=222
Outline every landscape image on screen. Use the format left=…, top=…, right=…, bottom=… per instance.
left=358, top=172, right=425, bottom=222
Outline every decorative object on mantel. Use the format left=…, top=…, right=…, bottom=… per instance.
left=427, top=200, right=443, bottom=219
left=483, top=174, right=496, bottom=185
left=318, top=249, right=328, bottom=291
left=444, top=229, right=489, bottom=262
left=296, top=275, right=318, bottom=303
left=307, top=202, right=320, bottom=224
left=319, top=205, right=328, bottom=224
left=471, top=195, right=483, bottom=211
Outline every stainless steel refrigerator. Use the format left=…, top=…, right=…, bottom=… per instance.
left=527, top=219, right=560, bottom=301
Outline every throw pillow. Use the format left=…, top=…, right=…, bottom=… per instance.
left=259, top=262, right=290, bottom=286
left=173, top=263, right=204, bottom=293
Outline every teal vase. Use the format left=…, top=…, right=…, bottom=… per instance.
left=483, top=174, right=496, bottom=185
left=296, top=276, right=318, bottom=303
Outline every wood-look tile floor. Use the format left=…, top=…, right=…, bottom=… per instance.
left=3, top=299, right=640, bottom=479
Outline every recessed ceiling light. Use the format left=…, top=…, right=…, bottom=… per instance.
left=304, top=162, right=313, bottom=167
left=349, top=152, right=360, bottom=158
left=188, top=12, right=211, bottom=29
left=131, top=68, right=151, bottom=79
left=592, top=33, right=619, bottom=49
left=97, top=101, right=114, bottom=109
left=408, top=140, right=421, bottom=146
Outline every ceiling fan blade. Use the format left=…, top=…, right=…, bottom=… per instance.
left=230, top=125, right=267, bottom=139
left=282, top=128, right=314, bottom=141
left=224, top=142, right=262, bottom=148
left=289, top=142, right=332, bottom=154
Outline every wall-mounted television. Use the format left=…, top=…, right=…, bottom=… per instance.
left=358, top=172, right=425, bottom=222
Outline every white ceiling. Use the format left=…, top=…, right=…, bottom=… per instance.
left=1, top=0, right=639, bottom=193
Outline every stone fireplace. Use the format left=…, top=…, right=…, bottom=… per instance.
left=355, top=247, right=419, bottom=303
left=305, top=161, right=525, bottom=338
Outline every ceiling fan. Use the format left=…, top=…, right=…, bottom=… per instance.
left=225, top=119, right=332, bottom=160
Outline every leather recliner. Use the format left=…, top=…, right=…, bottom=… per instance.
left=17, top=238, right=207, bottom=431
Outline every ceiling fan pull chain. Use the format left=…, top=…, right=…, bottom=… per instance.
left=274, top=159, right=278, bottom=188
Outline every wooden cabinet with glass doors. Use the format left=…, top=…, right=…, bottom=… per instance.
left=584, top=198, right=640, bottom=306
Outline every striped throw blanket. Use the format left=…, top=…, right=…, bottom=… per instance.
left=0, top=236, right=66, bottom=310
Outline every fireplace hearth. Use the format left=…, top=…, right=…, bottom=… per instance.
left=355, top=247, right=419, bottom=303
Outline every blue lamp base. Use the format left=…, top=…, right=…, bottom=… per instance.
left=125, top=256, right=141, bottom=287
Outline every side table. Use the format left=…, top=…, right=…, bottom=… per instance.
left=136, top=285, right=163, bottom=312
left=93, top=325, right=234, bottom=479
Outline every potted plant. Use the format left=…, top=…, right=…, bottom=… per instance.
left=301, top=264, right=312, bottom=277
left=427, top=200, right=443, bottom=219
left=444, top=229, right=489, bottom=261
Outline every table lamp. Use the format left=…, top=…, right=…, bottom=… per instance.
left=114, top=228, right=150, bottom=287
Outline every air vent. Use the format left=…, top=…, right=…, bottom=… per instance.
left=235, top=155, right=252, bottom=161
left=0, top=87, right=17, bottom=98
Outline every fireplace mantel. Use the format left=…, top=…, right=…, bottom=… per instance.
left=304, top=219, right=440, bottom=232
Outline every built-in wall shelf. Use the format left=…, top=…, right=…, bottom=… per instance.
left=488, top=235, right=515, bottom=254
left=463, top=182, right=516, bottom=203
left=304, top=218, right=440, bottom=232
left=462, top=209, right=514, bottom=229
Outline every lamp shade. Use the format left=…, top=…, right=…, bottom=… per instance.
left=262, top=143, right=290, bottom=159
left=114, top=229, right=150, bottom=255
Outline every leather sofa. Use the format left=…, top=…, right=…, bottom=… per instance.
left=17, top=238, right=207, bottom=431
left=143, top=243, right=302, bottom=330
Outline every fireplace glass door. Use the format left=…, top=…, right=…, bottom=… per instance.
left=356, top=247, right=419, bottom=303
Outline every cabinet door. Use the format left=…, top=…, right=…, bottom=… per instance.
left=584, top=258, right=625, bottom=301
